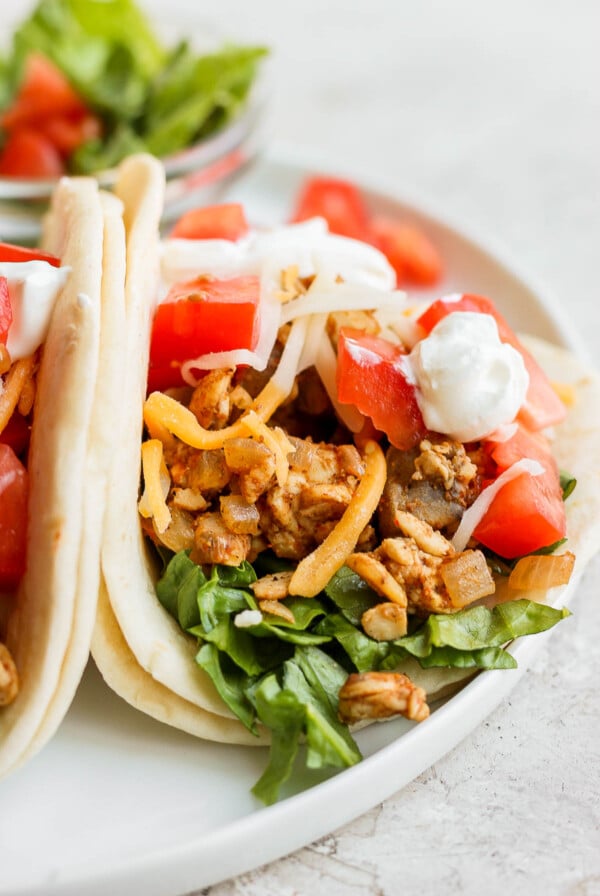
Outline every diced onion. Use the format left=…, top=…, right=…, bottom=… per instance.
left=451, top=458, right=544, bottom=553
left=508, top=551, right=575, bottom=591
left=440, top=550, right=496, bottom=607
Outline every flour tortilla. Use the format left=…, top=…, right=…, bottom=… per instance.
left=0, top=177, right=106, bottom=777
left=13, top=192, right=128, bottom=772
left=94, top=161, right=600, bottom=741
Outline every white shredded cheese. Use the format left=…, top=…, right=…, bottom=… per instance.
left=161, top=218, right=395, bottom=292
left=280, top=275, right=407, bottom=326
left=314, top=329, right=365, bottom=433
left=452, top=458, right=544, bottom=553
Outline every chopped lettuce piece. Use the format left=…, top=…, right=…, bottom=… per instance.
left=324, top=565, right=378, bottom=626
left=316, top=612, right=388, bottom=673
left=195, top=643, right=258, bottom=734
left=559, top=470, right=577, bottom=501
left=155, top=550, right=203, bottom=624
left=391, top=600, right=570, bottom=659
left=155, top=551, right=570, bottom=803
left=250, top=674, right=305, bottom=805
left=286, top=649, right=361, bottom=770
left=196, top=567, right=252, bottom=632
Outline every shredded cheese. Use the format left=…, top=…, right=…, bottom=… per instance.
left=138, top=439, right=172, bottom=534
left=0, top=355, right=36, bottom=435
left=280, top=276, right=407, bottom=327
left=288, top=440, right=387, bottom=597
left=314, top=329, right=365, bottom=433
left=144, top=316, right=310, bottom=451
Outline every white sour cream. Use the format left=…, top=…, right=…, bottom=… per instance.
left=2, top=261, right=70, bottom=361
left=410, top=311, right=529, bottom=442
left=161, top=218, right=396, bottom=294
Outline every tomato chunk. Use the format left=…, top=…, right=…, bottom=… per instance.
left=337, top=328, right=427, bottom=450
left=291, top=177, right=371, bottom=241
left=0, top=277, right=11, bottom=344
left=475, top=424, right=566, bottom=558
left=38, top=113, right=102, bottom=157
left=0, top=242, right=61, bottom=267
left=1, top=53, right=87, bottom=130
left=170, top=204, right=249, bottom=241
left=370, top=217, right=443, bottom=287
left=148, top=276, right=260, bottom=391
left=0, top=413, right=32, bottom=458
left=417, top=294, right=566, bottom=431
left=485, top=424, right=553, bottom=471
left=0, top=444, right=29, bottom=591
left=0, top=129, right=64, bottom=179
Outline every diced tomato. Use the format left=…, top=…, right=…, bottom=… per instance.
left=485, top=424, right=553, bottom=472
left=0, top=444, right=29, bottom=591
left=148, top=276, right=261, bottom=391
left=475, top=423, right=566, bottom=558
left=0, top=277, right=11, bottom=344
left=370, top=217, right=443, bottom=287
left=337, top=328, right=427, bottom=450
left=0, top=413, right=32, bottom=458
left=0, top=242, right=61, bottom=267
left=0, top=129, right=64, bottom=179
left=1, top=54, right=87, bottom=131
left=38, top=113, right=101, bottom=157
left=291, top=177, right=371, bottom=242
left=417, top=294, right=567, bottom=431
left=170, top=204, right=249, bottom=241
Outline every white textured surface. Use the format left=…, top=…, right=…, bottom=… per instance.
left=6, top=1, right=600, bottom=893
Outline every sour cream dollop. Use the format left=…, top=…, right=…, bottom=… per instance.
left=410, top=311, right=529, bottom=442
left=1, top=261, right=70, bottom=361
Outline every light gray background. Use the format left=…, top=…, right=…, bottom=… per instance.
left=7, top=1, right=599, bottom=893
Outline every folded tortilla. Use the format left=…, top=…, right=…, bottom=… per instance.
left=92, top=157, right=600, bottom=744
left=0, top=176, right=126, bottom=777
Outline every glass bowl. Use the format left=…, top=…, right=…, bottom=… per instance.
left=0, top=69, right=269, bottom=243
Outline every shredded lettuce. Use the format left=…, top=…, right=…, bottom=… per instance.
left=2, top=0, right=267, bottom=173
left=156, top=553, right=570, bottom=803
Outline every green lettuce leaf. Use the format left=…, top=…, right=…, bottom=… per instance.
left=392, top=600, right=570, bottom=659
left=559, top=470, right=577, bottom=501
left=324, top=565, right=378, bottom=625
left=316, top=612, right=388, bottom=673
left=290, top=647, right=362, bottom=769
left=249, top=674, right=305, bottom=805
left=155, top=550, right=204, bottom=625
left=195, top=643, right=257, bottom=733
left=196, top=566, right=252, bottom=632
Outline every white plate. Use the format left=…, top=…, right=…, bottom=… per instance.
left=0, top=149, right=584, bottom=896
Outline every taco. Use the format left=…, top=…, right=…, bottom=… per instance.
left=93, top=157, right=600, bottom=802
left=0, top=174, right=127, bottom=777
